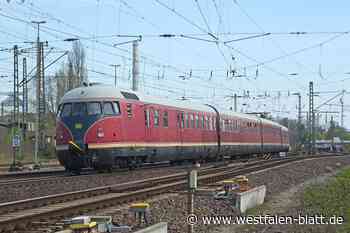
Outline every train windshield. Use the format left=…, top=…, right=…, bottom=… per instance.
left=72, top=102, right=86, bottom=117
left=87, top=102, right=102, bottom=115
left=61, top=103, right=72, bottom=117
left=59, top=101, right=120, bottom=117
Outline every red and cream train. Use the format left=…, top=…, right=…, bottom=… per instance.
left=56, top=85, right=289, bottom=172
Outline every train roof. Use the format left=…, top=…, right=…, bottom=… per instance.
left=60, top=85, right=214, bottom=113
left=60, top=85, right=287, bottom=131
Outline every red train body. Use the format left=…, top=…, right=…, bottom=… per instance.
left=56, top=85, right=289, bottom=172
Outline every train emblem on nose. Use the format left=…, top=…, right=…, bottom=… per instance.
left=75, top=123, right=83, bottom=129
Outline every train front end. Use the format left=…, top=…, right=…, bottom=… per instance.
left=56, top=86, right=122, bottom=172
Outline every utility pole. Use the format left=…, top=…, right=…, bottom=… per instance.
left=298, top=94, right=302, bottom=128
left=132, top=40, right=139, bottom=91
left=110, top=64, right=120, bottom=87
left=292, top=93, right=302, bottom=151
left=234, top=93, right=237, bottom=112
left=32, top=20, right=46, bottom=169
left=340, top=97, right=344, bottom=128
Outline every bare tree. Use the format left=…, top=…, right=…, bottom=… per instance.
left=54, top=41, right=88, bottom=108
left=67, top=41, right=87, bottom=88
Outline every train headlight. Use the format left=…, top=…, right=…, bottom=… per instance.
left=57, top=130, right=64, bottom=140
left=97, top=127, right=104, bottom=138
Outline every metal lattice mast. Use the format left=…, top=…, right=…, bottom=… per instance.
left=12, top=45, right=19, bottom=168
left=22, top=57, right=27, bottom=139
left=13, top=45, right=19, bottom=125
left=308, top=81, right=315, bottom=154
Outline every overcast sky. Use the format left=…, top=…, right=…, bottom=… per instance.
left=0, top=0, right=349, bottom=128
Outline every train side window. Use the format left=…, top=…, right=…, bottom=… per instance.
left=208, top=117, right=212, bottom=130
left=177, top=113, right=180, bottom=128
left=195, top=115, right=199, bottom=128
left=103, top=102, right=115, bottom=115
left=144, top=110, right=150, bottom=128
left=201, top=116, right=205, bottom=129
left=154, top=110, right=159, bottom=127
left=163, top=111, right=168, bottom=127
left=185, top=113, right=189, bottom=128
left=126, top=104, right=132, bottom=118
left=190, top=114, right=194, bottom=128
left=87, top=102, right=102, bottom=115
left=180, top=112, right=185, bottom=128
left=72, top=102, right=86, bottom=117
left=61, top=103, right=72, bottom=117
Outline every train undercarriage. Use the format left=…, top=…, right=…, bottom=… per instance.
left=56, top=144, right=289, bottom=173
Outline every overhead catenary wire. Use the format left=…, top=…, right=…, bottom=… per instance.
left=1, top=1, right=348, bottom=121
left=231, top=0, right=315, bottom=78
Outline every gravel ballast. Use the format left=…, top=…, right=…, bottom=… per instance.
left=106, top=156, right=350, bottom=233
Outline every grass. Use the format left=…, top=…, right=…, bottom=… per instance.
left=303, top=167, right=350, bottom=233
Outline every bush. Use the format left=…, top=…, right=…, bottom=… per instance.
left=303, top=167, right=350, bottom=233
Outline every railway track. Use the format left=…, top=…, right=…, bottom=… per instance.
left=0, top=154, right=343, bottom=232
left=0, top=158, right=255, bottom=190
left=0, top=161, right=173, bottom=187
left=0, top=169, right=66, bottom=181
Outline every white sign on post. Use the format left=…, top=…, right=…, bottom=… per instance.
left=12, top=134, right=20, bottom=148
left=189, top=170, right=197, bottom=189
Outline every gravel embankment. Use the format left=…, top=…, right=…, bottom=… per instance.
left=107, top=156, right=350, bottom=233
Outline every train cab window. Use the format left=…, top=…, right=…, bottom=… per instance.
left=163, top=111, right=168, bottom=127
left=195, top=115, right=199, bottom=128
left=61, top=103, right=72, bottom=117
left=190, top=114, right=194, bottom=128
left=72, top=102, right=86, bottom=117
left=113, top=102, right=121, bottom=115
left=154, top=110, right=159, bottom=127
left=103, top=102, right=115, bottom=115
left=87, top=102, right=102, bottom=115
